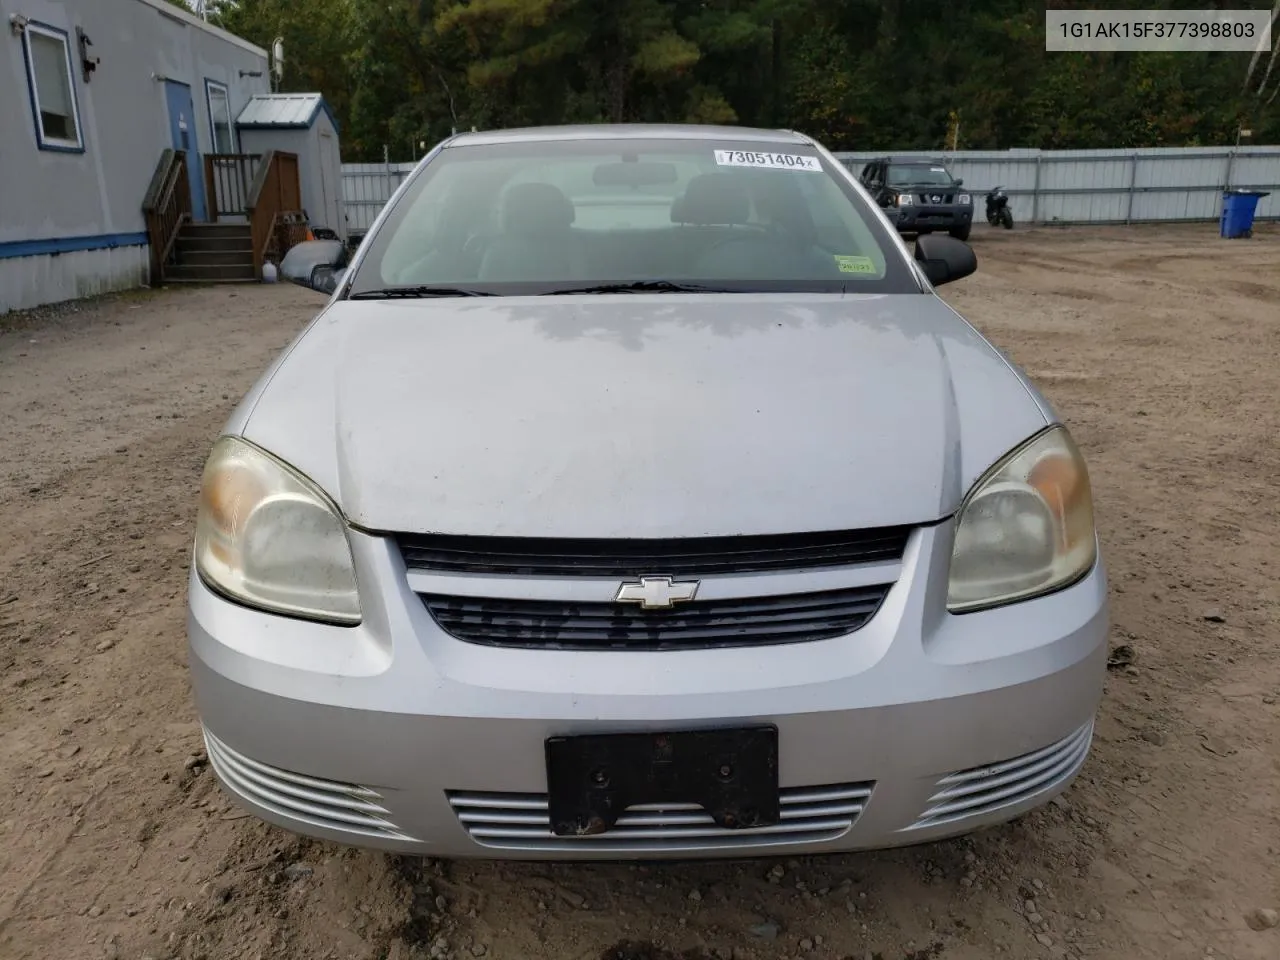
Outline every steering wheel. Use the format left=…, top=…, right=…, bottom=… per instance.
left=461, top=233, right=489, bottom=259
left=698, top=223, right=797, bottom=261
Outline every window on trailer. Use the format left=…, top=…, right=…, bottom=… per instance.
left=22, top=23, right=83, bottom=151
left=207, top=81, right=235, bottom=153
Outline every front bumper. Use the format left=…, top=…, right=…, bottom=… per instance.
left=894, top=204, right=973, bottom=232
left=188, top=523, right=1108, bottom=859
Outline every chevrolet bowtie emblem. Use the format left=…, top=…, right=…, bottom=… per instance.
left=614, top=576, right=700, bottom=610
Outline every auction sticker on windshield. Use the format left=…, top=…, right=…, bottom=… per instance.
left=834, top=255, right=877, bottom=274
left=714, top=150, right=821, bottom=171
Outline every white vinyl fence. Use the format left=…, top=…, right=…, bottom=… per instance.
left=832, top=146, right=1280, bottom=226
left=341, top=161, right=418, bottom=234
left=343, top=146, right=1280, bottom=232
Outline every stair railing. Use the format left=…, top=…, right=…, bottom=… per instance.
left=141, top=149, right=192, bottom=283
left=204, top=153, right=261, bottom=221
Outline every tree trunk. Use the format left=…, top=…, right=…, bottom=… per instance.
left=771, top=19, right=783, bottom=125
left=1243, top=0, right=1280, bottom=92
left=607, top=58, right=628, bottom=122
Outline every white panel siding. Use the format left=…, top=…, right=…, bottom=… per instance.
left=341, top=162, right=417, bottom=232
left=338, top=148, right=1279, bottom=231
left=1231, top=154, right=1280, bottom=221
left=0, top=245, right=150, bottom=314
left=833, top=147, right=1280, bottom=225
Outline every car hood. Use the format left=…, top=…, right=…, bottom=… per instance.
left=236, top=294, right=1048, bottom=538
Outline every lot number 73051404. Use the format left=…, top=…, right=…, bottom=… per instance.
left=714, top=150, right=822, bottom=171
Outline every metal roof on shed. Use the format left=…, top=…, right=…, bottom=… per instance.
left=236, top=94, right=339, bottom=132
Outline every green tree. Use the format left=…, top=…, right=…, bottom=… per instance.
left=202, top=0, right=1280, bottom=159
left=210, top=0, right=357, bottom=139
left=436, top=0, right=700, bottom=123
left=344, top=0, right=470, bottom=158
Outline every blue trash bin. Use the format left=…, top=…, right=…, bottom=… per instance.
left=1220, top=189, right=1270, bottom=239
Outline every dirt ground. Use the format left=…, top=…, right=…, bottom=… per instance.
left=2, top=223, right=1278, bottom=960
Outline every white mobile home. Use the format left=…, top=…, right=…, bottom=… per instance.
left=0, top=0, right=270, bottom=312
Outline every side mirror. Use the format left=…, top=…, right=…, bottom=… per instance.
left=310, top=265, right=347, bottom=295
left=915, top=234, right=976, bottom=286
left=280, top=239, right=349, bottom=294
left=954, top=178, right=965, bottom=187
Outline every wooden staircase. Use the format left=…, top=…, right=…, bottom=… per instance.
left=165, top=223, right=255, bottom=283
left=143, top=148, right=306, bottom=287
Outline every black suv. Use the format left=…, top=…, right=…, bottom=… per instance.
left=858, top=157, right=973, bottom=241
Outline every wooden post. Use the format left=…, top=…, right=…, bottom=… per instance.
left=1125, top=152, right=1139, bottom=224
left=1031, top=154, right=1042, bottom=225
left=204, top=155, right=218, bottom=222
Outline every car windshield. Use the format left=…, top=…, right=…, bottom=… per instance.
left=347, top=136, right=918, bottom=297
left=887, top=164, right=955, bottom=187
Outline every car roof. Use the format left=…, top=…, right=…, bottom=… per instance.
left=443, top=124, right=816, bottom=147
left=875, top=156, right=949, bottom=165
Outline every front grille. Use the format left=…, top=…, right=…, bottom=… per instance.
left=449, top=782, right=874, bottom=852
left=917, top=192, right=954, bottom=204
left=398, top=526, right=911, bottom=578
left=906, top=722, right=1094, bottom=831
left=421, top=584, right=890, bottom=651
left=203, top=728, right=414, bottom=842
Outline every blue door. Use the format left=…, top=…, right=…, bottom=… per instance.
left=164, top=80, right=207, bottom=222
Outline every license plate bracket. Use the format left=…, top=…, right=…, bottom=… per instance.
left=545, top=726, right=779, bottom=837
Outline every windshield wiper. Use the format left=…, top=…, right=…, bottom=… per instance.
left=541, top=280, right=733, bottom=295
left=349, top=286, right=496, bottom=300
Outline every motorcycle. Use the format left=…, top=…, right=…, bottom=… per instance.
left=986, top=186, right=1014, bottom=229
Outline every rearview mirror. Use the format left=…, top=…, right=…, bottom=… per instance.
left=915, top=234, right=976, bottom=286
left=954, top=178, right=964, bottom=186
left=593, top=161, right=679, bottom=187
left=280, top=239, right=349, bottom=294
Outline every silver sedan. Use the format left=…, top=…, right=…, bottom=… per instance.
left=188, top=124, right=1108, bottom=859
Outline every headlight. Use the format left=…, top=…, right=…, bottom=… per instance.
left=947, top=426, right=1096, bottom=613
left=194, top=436, right=361, bottom=624
left=958, top=193, right=972, bottom=204
left=896, top=193, right=913, bottom=206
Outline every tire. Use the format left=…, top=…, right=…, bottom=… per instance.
left=1001, top=209, right=1014, bottom=230
left=949, top=223, right=972, bottom=241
